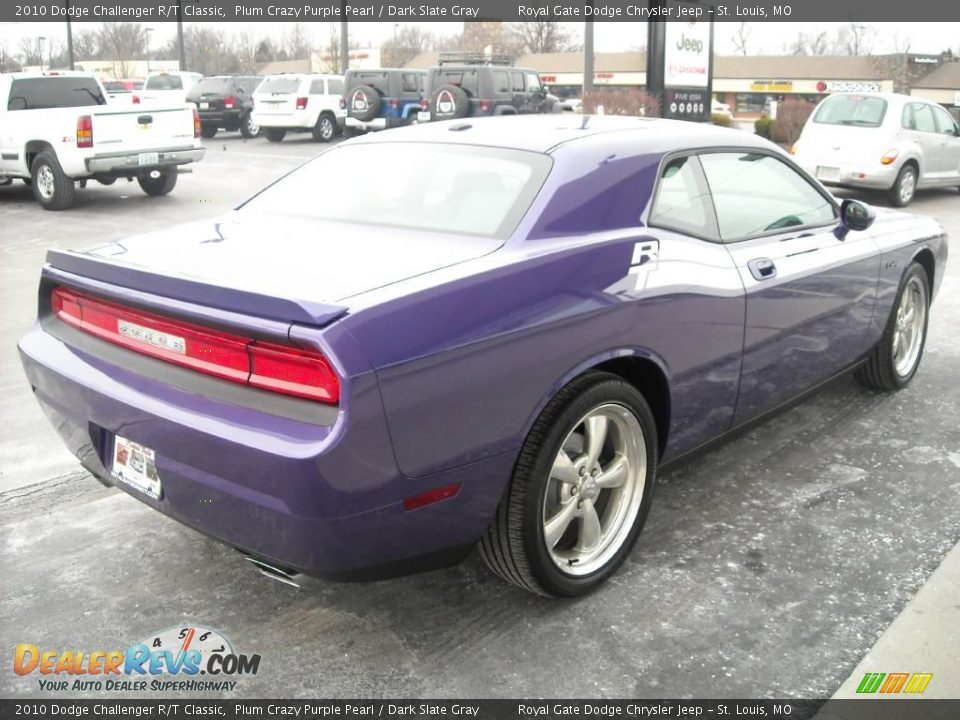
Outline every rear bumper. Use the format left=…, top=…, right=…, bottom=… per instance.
left=345, top=116, right=387, bottom=131
left=795, top=156, right=899, bottom=191
left=17, top=322, right=510, bottom=579
left=198, top=110, right=243, bottom=128
left=86, top=146, right=205, bottom=174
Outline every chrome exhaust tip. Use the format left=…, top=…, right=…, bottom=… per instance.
left=244, top=555, right=302, bottom=588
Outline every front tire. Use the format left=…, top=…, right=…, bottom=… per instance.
left=855, top=262, right=930, bottom=391
left=31, top=151, right=75, bottom=210
left=888, top=164, right=917, bottom=207
left=480, top=372, right=657, bottom=596
left=137, top=169, right=177, bottom=196
left=265, top=128, right=286, bottom=143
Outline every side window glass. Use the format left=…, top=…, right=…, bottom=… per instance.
left=699, top=152, right=837, bottom=240
left=511, top=71, right=525, bottom=93
left=525, top=73, right=542, bottom=93
left=649, top=156, right=717, bottom=240
left=401, top=73, right=418, bottom=94
left=932, top=105, right=958, bottom=135
left=309, top=79, right=325, bottom=95
left=493, top=71, right=510, bottom=94
left=901, top=104, right=915, bottom=130
left=911, top=103, right=937, bottom=133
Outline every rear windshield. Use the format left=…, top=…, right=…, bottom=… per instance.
left=8, top=77, right=106, bottom=110
left=192, top=77, right=233, bottom=94
left=257, top=77, right=300, bottom=94
left=432, top=69, right=480, bottom=97
left=813, top=95, right=887, bottom=127
left=241, top=143, right=551, bottom=239
left=145, top=74, right=183, bottom=91
left=349, top=72, right=390, bottom=94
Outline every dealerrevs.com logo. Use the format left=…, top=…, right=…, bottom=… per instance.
left=13, top=626, right=260, bottom=693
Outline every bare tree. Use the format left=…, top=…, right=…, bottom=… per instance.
left=97, top=23, right=149, bottom=76
left=18, top=37, right=44, bottom=66
left=835, top=22, right=873, bottom=56
left=787, top=31, right=832, bottom=56
left=282, top=23, right=313, bottom=61
left=731, top=22, right=751, bottom=56
left=71, top=29, right=99, bottom=61
left=509, top=21, right=580, bottom=54
left=382, top=25, right=433, bottom=68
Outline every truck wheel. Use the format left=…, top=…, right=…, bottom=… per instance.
left=31, top=151, right=75, bottom=210
left=240, top=113, right=259, bottom=138
left=137, top=169, right=177, bottom=196
left=265, top=128, right=286, bottom=143
left=312, top=114, right=336, bottom=143
left=200, top=124, right=218, bottom=139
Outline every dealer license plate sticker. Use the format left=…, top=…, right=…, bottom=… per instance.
left=199, top=102, right=210, bottom=109
left=112, top=435, right=162, bottom=500
left=138, top=152, right=160, bottom=167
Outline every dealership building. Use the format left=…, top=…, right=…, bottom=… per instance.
left=407, top=51, right=960, bottom=119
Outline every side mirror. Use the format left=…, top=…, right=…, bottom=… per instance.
left=835, top=198, right=875, bottom=239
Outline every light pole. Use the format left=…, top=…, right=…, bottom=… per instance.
left=38, top=36, right=46, bottom=72
left=145, top=27, right=153, bottom=74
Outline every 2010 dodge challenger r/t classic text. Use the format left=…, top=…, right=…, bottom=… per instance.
left=19, top=115, right=947, bottom=596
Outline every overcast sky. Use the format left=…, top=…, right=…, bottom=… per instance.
left=1, top=21, right=957, bottom=59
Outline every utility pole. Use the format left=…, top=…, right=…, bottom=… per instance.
left=65, top=0, right=75, bottom=69
left=339, top=0, right=349, bottom=72
left=583, top=21, right=594, bottom=95
left=177, top=0, right=186, bottom=70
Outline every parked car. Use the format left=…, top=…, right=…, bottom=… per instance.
left=423, top=53, right=559, bottom=122
left=343, top=68, right=425, bottom=133
left=251, top=73, right=346, bottom=143
left=792, top=92, right=960, bottom=207
left=559, top=97, right=583, bottom=113
left=102, top=78, right=143, bottom=105
left=136, top=71, right=202, bottom=105
left=19, top=115, right=946, bottom=595
left=0, top=71, right=204, bottom=209
left=187, top=75, right=262, bottom=138
left=711, top=99, right=734, bottom=121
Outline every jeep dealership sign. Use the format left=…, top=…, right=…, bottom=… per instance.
left=664, top=21, right=711, bottom=89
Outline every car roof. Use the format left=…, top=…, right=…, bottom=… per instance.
left=351, top=114, right=772, bottom=154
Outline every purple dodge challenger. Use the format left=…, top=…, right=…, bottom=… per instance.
left=19, top=115, right=947, bottom=596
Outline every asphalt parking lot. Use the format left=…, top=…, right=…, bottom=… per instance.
left=1, top=129, right=959, bottom=699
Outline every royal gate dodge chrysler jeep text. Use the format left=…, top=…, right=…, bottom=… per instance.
left=19, top=116, right=947, bottom=596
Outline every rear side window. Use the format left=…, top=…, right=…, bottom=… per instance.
left=309, top=79, right=325, bottom=95
left=813, top=94, right=886, bottom=127
left=700, top=152, right=836, bottom=240
left=493, top=70, right=510, bottom=94
left=258, top=77, right=300, bottom=94
left=144, top=74, right=183, bottom=91
left=434, top=69, right=479, bottom=97
left=8, top=77, right=106, bottom=110
left=649, top=156, right=717, bottom=240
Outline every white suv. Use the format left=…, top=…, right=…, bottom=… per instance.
left=252, top=74, right=346, bottom=143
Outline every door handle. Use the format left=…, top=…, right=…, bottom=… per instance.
left=747, top=258, right=777, bottom=281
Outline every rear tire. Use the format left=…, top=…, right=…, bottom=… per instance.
left=31, top=151, right=75, bottom=210
left=312, top=114, right=336, bottom=143
left=137, top=169, right=177, bottom=197
left=265, top=128, right=286, bottom=143
left=240, top=112, right=259, bottom=138
left=887, top=164, right=917, bottom=207
left=200, top=124, right=218, bottom=139
left=479, top=371, right=657, bottom=596
left=855, top=262, right=930, bottom=391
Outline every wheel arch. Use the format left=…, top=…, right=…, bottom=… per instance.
left=24, top=140, right=55, bottom=171
left=523, top=349, right=672, bottom=461
left=912, top=247, right=936, bottom=291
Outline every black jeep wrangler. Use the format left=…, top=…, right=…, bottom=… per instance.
left=187, top=75, right=262, bottom=138
left=425, top=54, right=559, bottom=122
left=344, top=68, right=426, bottom=133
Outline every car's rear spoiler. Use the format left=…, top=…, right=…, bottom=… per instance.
left=45, top=249, right=348, bottom=327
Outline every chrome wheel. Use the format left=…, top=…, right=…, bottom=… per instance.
left=246, top=115, right=258, bottom=135
left=36, top=165, right=55, bottom=200
left=542, top=403, right=647, bottom=577
left=320, top=118, right=334, bottom=140
left=892, top=275, right=927, bottom=377
left=899, top=168, right=916, bottom=204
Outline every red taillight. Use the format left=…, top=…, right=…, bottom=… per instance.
left=132, top=94, right=140, bottom=104
left=76, top=115, right=93, bottom=148
left=50, top=288, right=339, bottom=405
left=224, top=95, right=236, bottom=109
left=389, top=98, right=399, bottom=110
left=193, top=107, right=201, bottom=138
left=296, top=96, right=308, bottom=110
left=339, top=97, right=346, bottom=110
left=480, top=100, right=490, bottom=113
left=420, top=99, right=429, bottom=112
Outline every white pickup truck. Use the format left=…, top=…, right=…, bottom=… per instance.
left=0, top=71, right=205, bottom=210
